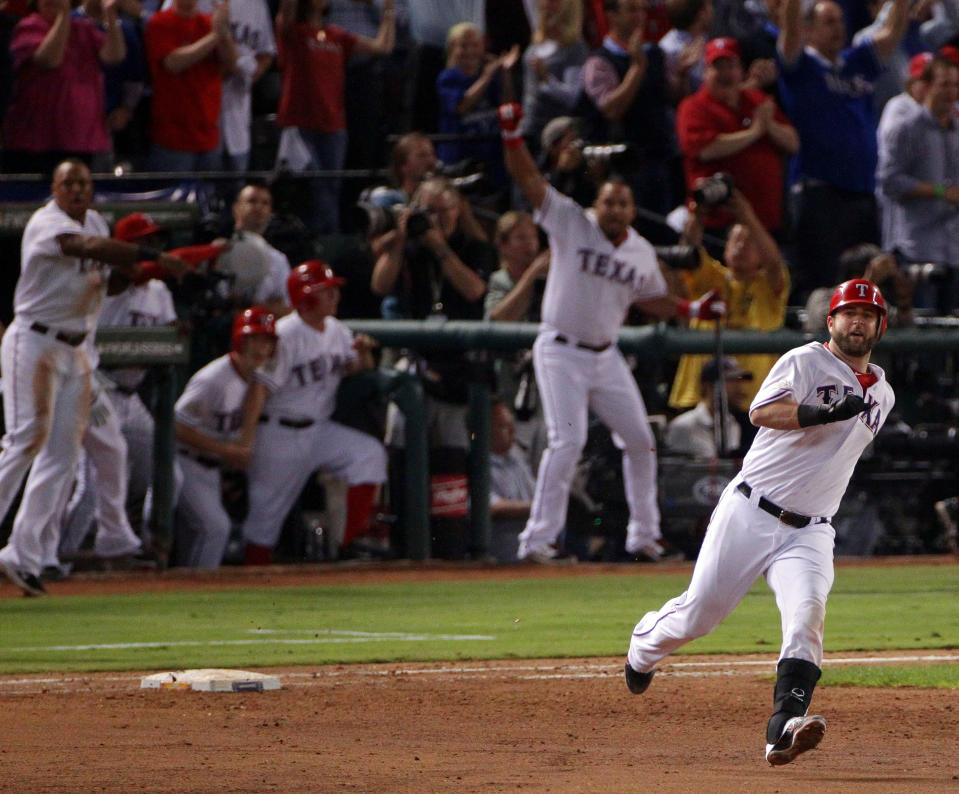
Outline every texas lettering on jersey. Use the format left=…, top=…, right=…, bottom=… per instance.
left=576, top=247, right=647, bottom=289
left=211, top=408, right=242, bottom=435
left=288, top=353, right=348, bottom=387
left=815, top=384, right=882, bottom=433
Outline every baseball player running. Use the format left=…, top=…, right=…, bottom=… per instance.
left=238, top=261, right=387, bottom=564
left=497, top=103, right=724, bottom=563
left=174, top=307, right=277, bottom=568
left=625, top=279, right=895, bottom=766
left=0, top=160, right=186, bottom=596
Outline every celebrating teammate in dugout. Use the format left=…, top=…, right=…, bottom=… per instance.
left=496, top=102, right=725, bottom=564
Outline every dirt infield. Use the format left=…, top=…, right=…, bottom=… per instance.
left=2, top=560, right=957, bottom=793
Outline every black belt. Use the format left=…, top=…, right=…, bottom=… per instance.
left=259, top=415, right=315, bottom=429
left=177, top=447, right=219, bottom=469
left=555, top=334, right=611, bottom=353
left=29, top=322, right=86, bottom=347
left=737, top=482, right=829, bottom=529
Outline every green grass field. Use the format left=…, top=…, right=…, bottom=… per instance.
left=1, top=564, right=956, bottom=688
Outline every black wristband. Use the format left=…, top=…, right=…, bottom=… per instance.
left=796, top=404, right=826, bottom=428
left=136, top=244, right=161, bottom=262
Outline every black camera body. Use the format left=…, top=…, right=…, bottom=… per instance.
left=654, top=244, right=700, bottom=270
left=693, top=172, right=735, bottom=206
left=353, top=201, right=431, bottom=238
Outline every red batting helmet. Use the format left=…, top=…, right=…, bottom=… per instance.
left=286, top=260, right=346, bottom=311
left=828, top=278, right=888, bottom=339
left=231, top=306, right=277, bottom=353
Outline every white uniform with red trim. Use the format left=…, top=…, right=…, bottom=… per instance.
left=241, top=312, right=387, bottom=549
left=51, top=280, right=180, bottom=567
left=628, top=341, right=895, bottom=673
left=517, top=186, right=669, bottom=559
left=174, top=353, right=249, bottom=567
left=0, top=200, right=110, bottom=577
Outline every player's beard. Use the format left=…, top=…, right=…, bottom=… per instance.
left=832, top=325, right=877, bottom=358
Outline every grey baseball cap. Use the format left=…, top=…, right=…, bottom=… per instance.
left=540, top=116, right=582, bottom=151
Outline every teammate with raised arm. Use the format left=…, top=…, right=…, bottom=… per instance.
left=0, top=160, right=186, bottom=596
left=497, top=103, right=724, bottom=563
left=625, top=279, right=895, bottom=766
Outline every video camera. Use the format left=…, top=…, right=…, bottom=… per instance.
left=654, top=244, right=700, bottom=270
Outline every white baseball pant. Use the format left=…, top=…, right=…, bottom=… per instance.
left=518, top=334, right=660, bottom=558
left=242, top=419, right=387, bottom=549
left=0, top=320, right=90, bottom=575
left=627, top=478, right=835, bottom=673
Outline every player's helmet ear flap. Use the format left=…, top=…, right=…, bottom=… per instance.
left=231, top=306, right=278, bottom=353
left=828, top=278, right=888, bottom=340
left=286, top=259, right=347, bottom=311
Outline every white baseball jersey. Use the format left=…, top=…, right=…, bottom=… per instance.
left=534, top=186, right=668, bottom=346
left=742, top=342, right=895, bottom=517
left=252, top=244, right=292, bottom=307
left=15, top=200, right=111, bottom=334
left=255, top=313, right=357, bottom=422
left=175, top=354, right=249, bottom=446
left=91, top=279, right=177, bottom=386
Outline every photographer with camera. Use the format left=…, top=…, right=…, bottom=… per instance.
left=370, top=176, right=496, bottom=559
left=668, top=182, right=790, bottom=412
left=677, top=37, right=798, bottom=238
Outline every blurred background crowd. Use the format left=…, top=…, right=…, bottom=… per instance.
left=1, top=0, right=958, bottom=577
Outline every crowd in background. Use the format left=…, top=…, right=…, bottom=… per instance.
left=1, top=0, right=959, bottom=573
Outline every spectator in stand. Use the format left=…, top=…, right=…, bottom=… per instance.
left=876, top=51, right=934, bottom=245
left=436, top=22, right=519, bottom=194
left=519, top=0, right=589, bottom=154
left=144, top=0, right=237, bottom=172
left=2, top=0, right=126, bottom=175
left=327, top=0, right=393, bottom=188
left=852, top=0, right=959, bottom=113
left=777, top=0, right=909, bottom=302
left=658, top=0, right=713, bottom=99
left=487, top=398, right=538, bottom=562
left=876, top=52, right=959, bottom=314
left=223, top=183, right=293, bottom=316
left=736, top=0, right=784, bottom=98
left=75, top=0, right=147, bottom=172
left=665, top=355, right=752, bottom=457
left=371, top=176, right=495, bottom=558
left=273, top=0, right=395, bottom=235
left=406, top=0, right=484, bottom=133
left=219, top=0, right=275, bottom=173
left=677, top=36, right=798, bottom=237
left=153, top=0, right=277, bottom=172
left=484, top=211, right=549, bottom=459
left=582, top=0, right=681, bottom=241
left=669, top=185, right=789, bottom=411
left=804, top=242, right=915, bottom=331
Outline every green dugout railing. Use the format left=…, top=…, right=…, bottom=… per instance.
left=100, top=322, right=959, bottom=563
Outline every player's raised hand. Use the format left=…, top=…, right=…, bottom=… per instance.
left=797, top=393, right=869, bottom=427
left=497, top=103, right=523, bottom=133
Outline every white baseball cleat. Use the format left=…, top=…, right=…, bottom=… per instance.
left=765, top=715, right=827, bottom=766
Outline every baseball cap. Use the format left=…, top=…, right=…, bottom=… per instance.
left=540, top=116, right=581, bottom=151
left=705, top=37, right=741, bottom=65
left=908, top=51, right=934, bottom=79
left=701, top=356, right=753, bottom=383
left=114, top=212, right=162, bottom=242
left=940, top=45, right=959, bottom=69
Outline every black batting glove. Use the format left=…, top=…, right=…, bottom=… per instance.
left=797, top=393, right=868, bottom=427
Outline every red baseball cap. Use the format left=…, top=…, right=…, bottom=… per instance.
left=908, top=51, right=934, bottom=79
left=114, top=212, right=162, bottom=242
left=705, top=37, right=741, bottom=65
left=940, top=45, right=959, bottom=69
